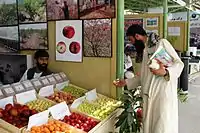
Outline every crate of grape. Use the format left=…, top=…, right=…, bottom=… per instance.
left=60, top=112, right=100, bottom=133
left=0, top=103, right=38, bottom=133
left=61, top=84, right=88, bottom=98
left=72, top=95, right=122, bottom=121
left=46, top=91, right=76, bottom=105
left=29, top=120, right=86, bottom=133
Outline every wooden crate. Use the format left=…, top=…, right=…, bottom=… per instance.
left=0, top=118, right=26, bottom=133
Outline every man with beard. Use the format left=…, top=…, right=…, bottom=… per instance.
left=20, top=50, right=52, bottom=81
left=114, top=24, right=184, bottom=133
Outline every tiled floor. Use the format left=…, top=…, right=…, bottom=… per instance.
left=179, top=79, right=200, bottom=133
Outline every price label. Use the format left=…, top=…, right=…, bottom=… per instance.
left=85, top=89, right=97, bottom=102
left=16, top=90, right=37, bottom=104
left=71, top=96, right=86, bottom=109
left=41, top=79, right=49, bottom=85
left=39, top=85, right=54, bottom=97
left=33, top=80, right=42, bottom=86
left=60, top=72, right=67, bottom=79
left=56, top=81, right=69, bottom=90
left=4, top=87, right=14, bottom=94
left=23, top=81, right=33, bottom=88
left=27, top=110, right=49, bottom=130
left=54, top=74, right=62, bottom=81
left=15, top=85, right=25, bottom=92
left=48, top=102, right=71, bottom=120
left=0, top=96, right=13, bottom=109
left=0, top=90, right=3, bottom=96
left=48, top=77, right=56, bottom=83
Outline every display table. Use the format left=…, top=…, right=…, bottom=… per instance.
left=0, top=109, right=122, bottom=133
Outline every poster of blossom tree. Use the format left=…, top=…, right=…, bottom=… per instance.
left=84, top=19, right=112, bottom=57
left=79, top=0, right=115, bottom=19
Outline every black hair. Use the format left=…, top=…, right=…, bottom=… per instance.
left=34, top=50, right=49, bottom=59
left=126, top=24, right=147, bottom=37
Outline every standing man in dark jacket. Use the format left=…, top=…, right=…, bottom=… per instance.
left=20, top=50, right=52, bottom=81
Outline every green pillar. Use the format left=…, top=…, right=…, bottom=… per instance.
left=186, top=7, right=190, bottom=51
left=163, top=0, right=168, bottom=38
left=116, top=0, right=124, bottom=99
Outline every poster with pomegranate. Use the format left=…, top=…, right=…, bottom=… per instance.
left=56, top=20, right=82, bottom=62
left=84, top=19, right=112, bottom=57
left=47, top=0, right=78, bottom=21
left=79, top=0, right=115, bottom=19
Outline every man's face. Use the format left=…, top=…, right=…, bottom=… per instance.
left=36, top=57, right=49, bottom=71
left=127, top=35, right=145, bottom=54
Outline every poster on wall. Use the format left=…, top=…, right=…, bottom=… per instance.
left=124, top=18, right=143, bottom=44
left=0, top=54, right=29, bottom=85
left=17, top=0, right=47, bottom=23
left=0, top=26, right=19, bottom=53
left=146, top=29, right=158, bottom=35
left=84, top=19, right=112, bottom=57
left=56, top=20, right=82, bottom=62
left=146, top=18, right=158, bottom=27
left=19, top=23, right=48, bottom=50
left=190, top=14, right=200, bottom=49
left=46, top=0, right=78, bottom=21
left=79, top=0, right=115, bottom=19
left=0, top=0, right=18, bottom=26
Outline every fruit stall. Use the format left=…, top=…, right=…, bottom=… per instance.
left=0, top=72, right=122, bottom=133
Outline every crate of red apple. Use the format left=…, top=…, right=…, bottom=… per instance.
left=60, top=112, right=99, bottom=132
left=0, top=103, right=38, bottom=132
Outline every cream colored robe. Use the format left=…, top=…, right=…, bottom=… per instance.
left=126, top=39, right=184, bottom=133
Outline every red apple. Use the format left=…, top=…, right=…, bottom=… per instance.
left=69, top=41, right=81, bottom=54
left=5, top=104, right=13, bottom=111
left=31, top=109, right=38, bottom=115
left=62, top=26, right=75, bottom=39
left=10, top=108, right=18, bottom=116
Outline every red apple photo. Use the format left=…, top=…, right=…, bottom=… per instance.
left=57, top=41, right=67, bottom=54
left=62, top=26, right=75, bottom=39
left=69, top=41, right=81, bottom=54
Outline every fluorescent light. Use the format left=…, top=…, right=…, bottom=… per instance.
left=172, top=0, right=186, bottom=7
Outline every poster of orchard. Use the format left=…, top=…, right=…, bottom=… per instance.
left=84, top=19, right=112, bottom=57
left=56, top=20, right=82, bottom=62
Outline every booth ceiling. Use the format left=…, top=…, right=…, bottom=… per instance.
left=125, top=0, right=200, bottom=13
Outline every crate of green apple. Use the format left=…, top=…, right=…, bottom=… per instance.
left=75, top=96, right=122, bottom=120
left=0, top=103, right=38, bottom=131
left=61, top=84, right=88, bottom=98
left=26, top=98, right=55, bottom=112
left=60, top=112, right=99, bottom=132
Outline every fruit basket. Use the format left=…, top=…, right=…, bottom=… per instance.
left=71, top=94, right=122, bottom=121
left=60, top=112, right=100, bottom=133
left=61, top=84, right=88, bottom=98
left=26, top=98, right=56, bottom=112
left=46, top=91, right=76, bottom=105
left=0, top=103, right=38, bottom=133
left=27, top=120, right=86, bottom=133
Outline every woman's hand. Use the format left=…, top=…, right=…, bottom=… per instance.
left=113, top=79, right=126, bottom=87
